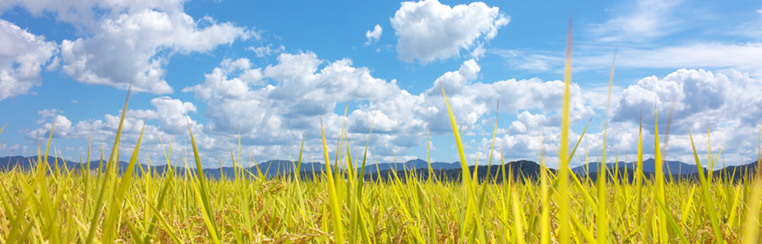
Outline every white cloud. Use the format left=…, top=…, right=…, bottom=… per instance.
left=365, top=24, right=383, bottom=46
left=460, top=68, right=762, bottom=166
left=0, top=19, right=57, bottom=100
left=0, top=0, right=187, bottom=30
left=182, top=58, right=263, bottom=101
left=150, top=96, right=197, bottom=134
left=390, top=0, right=509, bottom=63
left=508, top=111, right=549, bottom=134
left=183, top=53, right=416, bottom=163
left=247, top=44, right=285, bottom=58
left=431, top=59, right=480, bottom=95
left=25, top=42, right=762, bottom=166
left=36, top=109, right=62, bottom=123
left=175, top=53, right=453, bottom=161
left=424, top=60, right=597, bottom=132
left=613, top=69, right=761, bottom=129
left=610, top=69, right=762, bottom=163
left=186, top=54, right=401, bottom=139
left=591, top=0, right=682, bottom=42
left=59, top=9, right=251, bottom=94
left=265, top=53, right=400, bottom=105
left=3, top=0, right=252, bottom=94
left=26, top=96, right=218, bottom=165
left=257, top=56, right=598, bottom=162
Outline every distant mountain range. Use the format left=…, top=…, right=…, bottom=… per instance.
left=361, top=160, right=551, bottom=183
left=0, top=156, right=327, bottom=179
left=361, top=158, right=462, bottom=173
left=572, top=158, right=701, bottom=175
left=1, top=155, right=759, bottom=182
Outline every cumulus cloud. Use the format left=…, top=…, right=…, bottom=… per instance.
left=59, top=10, right=251, bottom=94
left=3, top=0, right=252, bottom=94
left=0, top=19, right=57, bottom=100
left=598, top=69, right=762, bottom=164
left=463, top=68, right=762, bottom=167
left=425, top=60, right=597, bottom=132
left=365, top=24, right=382, bottom=46
left=390, top=0, right=509, bottom=63
left=26, top=96, right=217, bottom=165
left=25, top=42, right=762, bottom=166
left=183, top=53, right=414, bottom=162
left=1, top=0, right=184, bottom=29
left=165, top=52, right=618, bottom=165
left=177, top=53, right=425, bottom=161
left=613, top=69, right=755, bottom=127
left=178, top=54, right=608, bottom=164
left=185, top=54, right=400, bottom=139
left=150, top=96, right=198, bottom=134
left=182, top=58, right=263, bottom=101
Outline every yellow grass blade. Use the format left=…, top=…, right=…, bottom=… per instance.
left=320, top=120, right=345, bottom=244
left=653, top=108, right=669, bottom=243
left=597, top=49, right=616, bottom=244
left=558, top=16, right=573, bottom=244
left=687, top=129, right=725, bottom=244
left=187, top=121, right=221, bottom=243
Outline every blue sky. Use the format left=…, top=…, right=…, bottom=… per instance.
left=1, top=0, right=761, bottom=168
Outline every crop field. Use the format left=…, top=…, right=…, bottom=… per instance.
left=2, top=29, right=762, bottom=244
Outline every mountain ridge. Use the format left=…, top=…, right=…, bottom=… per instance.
left=2, top=155, right=759, bottom=181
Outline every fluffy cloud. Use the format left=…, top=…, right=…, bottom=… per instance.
left=365, top=24, right=382, bottom=46
left=150, top=96, right=198, bottom=134
left=179, top=54, right=605, bottom=163
left=28, top=45, right=762, bottom=166
left=612, top=69, right=760, bottom=128
left=60, top=9, right=251, bottom=94
left=602, top=69, right=762, bottom=164
left=425, top=60, right=597, bottom=133
left=183, top=58, right=263, bottom=101
left=0, top=19, right=57, bottom=100
left=179, top=53, right=430, bottom=161
left=26, top=96, right=216, bottom=165
left=464, top=68, right=762, bottom=167
left=3, top=0, right=252, bottom=94
left=390, top=0, right=509, bottom=63
left=0, top=0, right=187, bottom=29
left=185, top=54, right=401, bottom=141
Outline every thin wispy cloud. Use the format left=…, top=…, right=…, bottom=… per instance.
left=590, top=0, right=683, bottom=42
left=496, top=43, right=762, bottom=77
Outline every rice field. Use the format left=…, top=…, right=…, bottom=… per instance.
left=2, top=25, right=762, bottom=244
